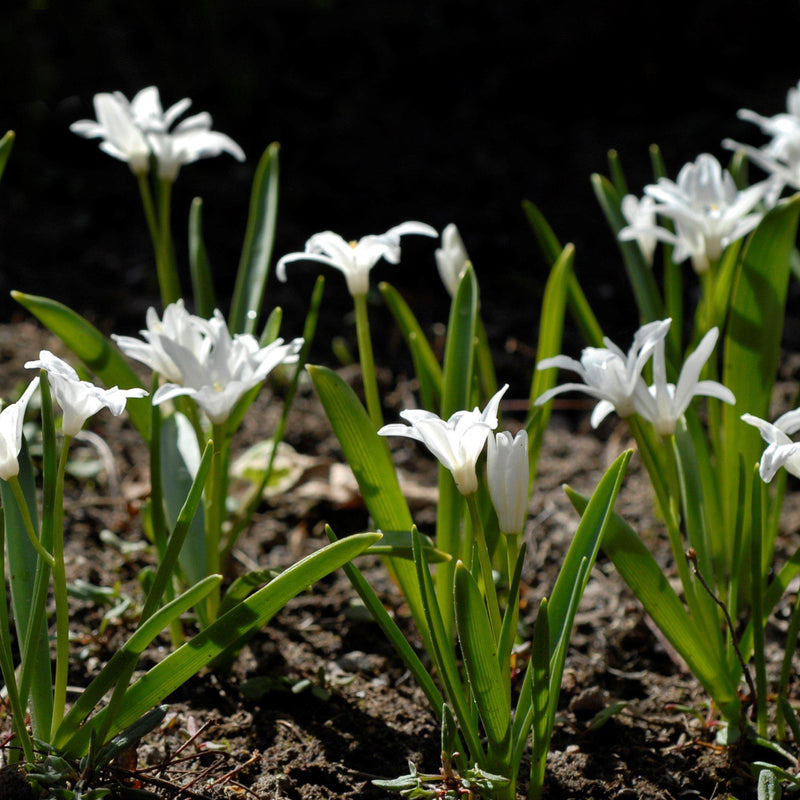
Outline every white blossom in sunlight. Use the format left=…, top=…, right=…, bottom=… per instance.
left=535, top=319, right=671, bottom=428
left=486, top=430, right=529, bottom=534
left=277, top=222, right=438, bottom=296
left=736, top=80, right=800, bottom=159
left=618, top=194, right=659, bottom=266
left=0, top=378, right=39, bottom=481
left=25, top=351, right=147, bottom=437
left=640, top=154, right=769, bottom=273
left=633, top=328, right=735, bottom=436
left=379, top=385, right=508, bottom=495
left=742, top=408, right=800, bottom=482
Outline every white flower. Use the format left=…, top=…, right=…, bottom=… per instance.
left=379, top=384, right=508, bottom=495
left=633, top=328, right=735, bottom=436
left=535, top=319, right=671, bottom=428
left=722, top=137, right=800, bottom=201
left=643, top=154, right=768, bottom=273
left=435, top=223, right=470, bottom=296
left=113, top=300, right=211, bottom=384
left=0, top=378, right=40, bottom=481
left=618, top=194, right=659, bottom=266
left=277, top=222, right=438, bottom=296
left=741, top=409, right=800, bottom=482
left=151, top=310, right=303, bottom=424
left=70, top=92, right=151, bottom=175
left=736, top=81, right=800, bottom=160
left=25, top=351, right=148, bottom=437
left=486, top=430, right=529, bottom=534
left=71, top=87, right=245, bottom=181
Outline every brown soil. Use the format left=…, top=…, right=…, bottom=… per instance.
left=0, top=320, right=796, bottom=800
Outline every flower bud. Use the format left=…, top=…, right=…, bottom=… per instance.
left=486, top=430, right=529, bottom=535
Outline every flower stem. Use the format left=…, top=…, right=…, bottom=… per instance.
left=49, top=435, right=72, bottom=732
left=205, top=424, right=229, bottom=620
left=8, top=478, right=53, bottom=568
left=352, top=292, right=383, bottom=430
left=465, top=492, right=502, bottom=639
left=156, top=178, right=181, bottom=305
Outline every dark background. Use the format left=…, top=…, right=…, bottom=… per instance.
left=3, top=0, right=800, bottom=380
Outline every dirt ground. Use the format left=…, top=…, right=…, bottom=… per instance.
left=0, top=319, right=798, bottom=800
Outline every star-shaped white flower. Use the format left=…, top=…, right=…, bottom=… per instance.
left=736, top=81, right=800, bottom=160
left=642, top=154, right=769, bottom=273
left=379, top=385, right=508, bottom=495
left=741, top=408, right=800, bottom=482
left=25, top=351, right=148, bottom=437
left=633, top=328, right=735, bottom=436
left=0, top=378, right=40, bottom=481
left=113, top=300, right=211, bottom=384
left=435, top=223, right=470, bottom=296
left=151, top=310, right=303, bottom=424
left=71, top=87, right=245, bottom=181
left=277, top=222, right=438, bottom=296
left=70, top=92, right=152, bottom=175
left=618, top=194, right=659, bottom=266
left=535, top=319, right=671, bottom=428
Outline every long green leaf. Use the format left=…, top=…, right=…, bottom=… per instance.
left=188, top=197, right=216, bottom=318
left=436, top=265, right=478, bottom=633
left=455, top=563, right=510, bottom=756
left=379, top=281, right=443, bottom=409
left=547, top=450, right=631, bottom=653
left=2, top=440, right=53, bottom=738
left=61, top=532, right=379, bottom=753
left=0, top=131, right=14, bottom=183
left=307, top=364, right=430, bottom=653
left=567, top=489, right=741, bottom=722
left=11, top=292, right=150, bottom=440
left=229, top=142, right=280, bottom=334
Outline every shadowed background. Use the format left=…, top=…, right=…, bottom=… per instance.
left=3, top=0, right=800, bottom=377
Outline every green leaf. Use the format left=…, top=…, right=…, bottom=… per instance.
left=721, top=195, right=800, bottom=539
left=548, top=450, right=631, bottom=653
left=2, top=441, right=53, bottom=739
left=455, top=563, right=510, bottom=755
left=436, top=264, right=478, bottom=632
left=188, top=197, right=216, bottom=318
left=567, top=488, right=741, bottom=723
left=379, top=281, right=443, bottom=410
left=366, top=530, right=450, bottom=562
left=60, top=532, right=380, bottom=754
left=229, top=142, right=280, bottom=334
left=528, top=598, right=550, bottom=798
left=218, top=568, right=278, bottom=617
left=11, top=292, right=150, bottom=440
left=606, top=149, right=628, bottom=196
left=526, top=244, right=574, bottom=479
left=0, top=131, right=14, bottom=183
left=591, top=173, right=664, bottom=324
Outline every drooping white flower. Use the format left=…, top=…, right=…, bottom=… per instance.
left=0, top=378, right=40, bottom=481
left=150, top=310, right=303, bottom=424
left=486, top=430, right=529, bottom=535
left=633, top=328, right=735, bottom=436
left=25, top=351, right=148, bottom=437
left=435, top=223, right=470, bottom=296
left=71, top=87, right=245, bottom=181
left=70, top=92, right=152, bottom=175
left=277, top=222, right=438, bottom=296
left=379, top=385, right=508, bottom=495
left=535, top=319, right=671, bottom=428
left=642, top=154, right=768, bottom=273
left=742, top=408, right=800, bottom=482
left=113, top=300, right=211, bottom=384
left=618, top=194, right=659, bottom=266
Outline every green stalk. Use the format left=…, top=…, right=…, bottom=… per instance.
left=0, top=516, right=35, bottom=763
left=465, top=492, right=501, bottom=638
left=8, top=478, right=53, bottom=568
left=136, top=173, right=160, bottom=253
left=352, top=291, right=383, bottom=430
left=751, top=475, right=768, bottom=737
left=776, top=588, right=800, bottom=740
left=205, top=424, right=229, bottom=618
left=50, top=435, right=73, bottom=732
left=156, top=178, right=181, bottom=306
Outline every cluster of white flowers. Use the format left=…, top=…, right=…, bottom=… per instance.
left=71, top=86, right=245, bottom=180
left=535, top=319, right=735, bottom=436
left=114, top=301, right=303, bottom=425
